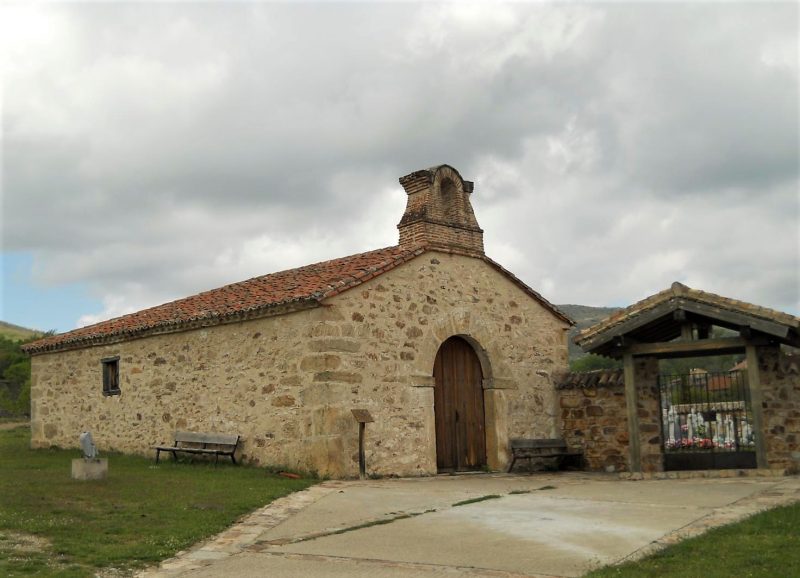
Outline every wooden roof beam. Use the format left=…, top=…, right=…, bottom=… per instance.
left=680, top=301, right=789, bottom=339
left=629, top=336, right=747, bottom=358
left=578, top=301, right=676, bottom=352
left=579, top=300, right=792, bottom=354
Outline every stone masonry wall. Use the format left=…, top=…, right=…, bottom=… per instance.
left=30, top=251, right=569, bottom=478
left=635, top=357, right=663, bottom=473
left=558, top=357, right=662, bottom=473
left=561, top=349, right=800, bottom=475
left=559, top=381, right=628, bottom=472
left=759, top=347, right=800, bottom=473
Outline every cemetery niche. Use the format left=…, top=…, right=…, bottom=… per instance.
left=659, top=369, right=756, bottom=470
left=567, top=282, right=800, bottom=474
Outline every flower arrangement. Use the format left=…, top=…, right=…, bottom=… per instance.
left=666, top=438, right=712, bottom=450
left=665, top=437, right=754, bottom=451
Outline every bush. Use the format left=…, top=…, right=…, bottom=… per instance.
left=570, top=354, right=622, bottom=372
left=0, top=334, right=41, bottom=417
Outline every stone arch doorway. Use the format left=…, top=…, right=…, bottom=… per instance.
left=433, top=336, right=487, bottom=472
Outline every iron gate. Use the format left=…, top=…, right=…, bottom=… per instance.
left=659, top=371, right=756, bottom=470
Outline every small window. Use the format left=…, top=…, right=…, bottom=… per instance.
left=102, top=357, right=120, bottom=396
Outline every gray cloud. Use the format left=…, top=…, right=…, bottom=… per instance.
left=2, top=2, right=797, bottom=327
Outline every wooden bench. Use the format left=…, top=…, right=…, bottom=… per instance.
left=507, top=438, right=583, bottom=472
left=153, top=431, right=240, bottom=465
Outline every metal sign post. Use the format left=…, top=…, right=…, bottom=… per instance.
left=351, top=409, right=374, bottom=479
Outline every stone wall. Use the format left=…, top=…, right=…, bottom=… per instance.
left=558, top=357, right=662, bottom=473
left=559, top=378, right=628, bottom=472
left=560, top=349, right=800, bottom=475
left=30, top=251, right=569, bottom=478
left=635, top=357, right=663, bottom=473
left=759, top=347, right=800, bottom=473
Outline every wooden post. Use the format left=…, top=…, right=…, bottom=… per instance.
left=358, top=422, right=366, bottom=479
left=745, top=344, right=769, bottom=469
left=623, top=352, right=642, bottom=473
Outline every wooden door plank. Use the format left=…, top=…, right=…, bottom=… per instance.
left=454, top=339, right=468, bottom=469
left=433, top=349, right=453, bottom=470
left=467, top=342, right=486, bottom=469
left=434, top=337, right=487, bottom=472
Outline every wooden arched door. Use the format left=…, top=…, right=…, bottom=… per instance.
left=433, top=336, right=487, bottom=472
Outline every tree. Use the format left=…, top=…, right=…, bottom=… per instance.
left=569, top=354, right=622, bottom=372
left=0, top=331, right=52, bottom=417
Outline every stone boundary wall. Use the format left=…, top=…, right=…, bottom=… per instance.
left=560, top=349, right=800, bottom=475
left=559, top=380, right=628, bottom=472
left=558, top=358, right=662, bottom=473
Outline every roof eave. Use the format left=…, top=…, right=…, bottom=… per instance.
left=22, top=297, right=322, bottom=356
left=480, top=255, right=574, bottom=326
left=575, top=287, right=800, bottom=356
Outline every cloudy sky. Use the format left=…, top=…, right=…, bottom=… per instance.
left=1, top=1, right=798, bottom=333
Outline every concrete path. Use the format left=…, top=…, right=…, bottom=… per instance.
left=141, top=472, right=800, bottom=578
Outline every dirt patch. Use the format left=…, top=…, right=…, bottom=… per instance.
left=0, top=421, right=29, bottom=431
left=0, top=530, right=50, bottom=553
left=0, top=530, right=89, bottom=576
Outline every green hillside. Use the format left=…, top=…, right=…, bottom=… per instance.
left=0, top=321, right=42, bottom=342
left=557, top=304, right=620, bottom=362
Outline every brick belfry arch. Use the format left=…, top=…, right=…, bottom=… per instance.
left=397, top=165, right=484, bottom=255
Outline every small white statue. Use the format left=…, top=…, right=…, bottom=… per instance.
left=79, top=431, right=98, bottom=460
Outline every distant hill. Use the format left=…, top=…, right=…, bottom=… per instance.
left=0, top=321, right=42, bottom=342
left=557, top=304, right=621, bottom=361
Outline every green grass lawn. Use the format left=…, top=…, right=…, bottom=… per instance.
left=587, top=500, right=800, bottom=578
left=0, top=426, right=314, bottom=577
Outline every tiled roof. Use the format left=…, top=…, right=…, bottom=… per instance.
left=555, top=368, right=625, bottom=390
left=575, top=282, right=799, bottom=350
left=23, top=245, right=572, bottom=355
left=23, top=246, right=424, bottom=354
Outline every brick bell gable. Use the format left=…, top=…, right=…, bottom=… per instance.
left=398, top=164, right=485, bottom=255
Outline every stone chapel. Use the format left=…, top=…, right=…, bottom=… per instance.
left=24, top=165, right=572, bottom=477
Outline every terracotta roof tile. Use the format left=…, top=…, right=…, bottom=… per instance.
left=23, top=243, right=571, bottom=355
left=555, top=368, right=625, bottom=390
left=23, top=245, right=424, bottom=354
left=576, top=282, right=799, bottom=348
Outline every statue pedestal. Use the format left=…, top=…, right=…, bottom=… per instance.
left=71, top=458, right=108, bottom=480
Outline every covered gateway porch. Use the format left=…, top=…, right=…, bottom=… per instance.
left=571, top=282, right=800, bottom=474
